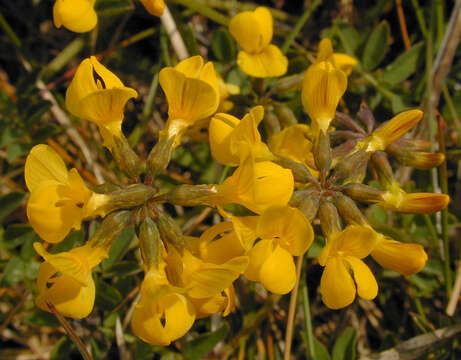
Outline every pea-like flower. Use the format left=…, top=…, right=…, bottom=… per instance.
left=53, top=0, right=97, bottom=33
left=214, top=156, right=294, bottom=214
left=25, top=145, right=109, bottom=243
left=244, top=206, right=314, bottom=294
left=159, top=55, right=220, bottom=142
left=318, top=225, right=378, bottom=309
left=131, top=264, right=196, bottom=346
left=65, top=56, right=138, bottom=149
left=209, top=106, right=274, bottom=166
left=229, top=7, right=288, bottom=78
left=33, top=241, right=108, bottom=318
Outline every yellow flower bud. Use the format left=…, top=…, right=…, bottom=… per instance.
left=25, top=145, right=109, bottom=243
left=65, top=57, right=138, bottom=149
left=371, top=234, right=428, bottom=276
left=53, top=0, right=97, bottom=33
left=140, top=0, right=165, bottom=17
left=229, top=7, right=287, bottom=77
left=360, top=110, right=423, bottom=152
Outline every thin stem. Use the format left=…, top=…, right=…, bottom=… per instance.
left=395, top=0, right=411, bottom=49
left=283, top=255, right=304, bottom=360
left=281, top=0, right=322, bottom=54
left=161, top=6, right=189, bottom=60
left=438, top=116, right=452, bottom=296
left=0, top=10, right=21, bottom=48
left=301, top=281, right=316, bottom=360
left=169, top=0, right=230, bottom=26
left=47, top=301, right=93, bottom=360
left=410, top=0, right=428, bottom=37
left=442, top=84, right=461, bottom=141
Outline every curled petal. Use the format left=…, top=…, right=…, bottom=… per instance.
left=268, top=124, right=313, bottom=165
left=380, top=191, right=449, bottom=213
left=36, top=262, right=95, bottom=319
left=333, top=53, right=358, bottom=76
left=132, top=291, right=195, bottom=346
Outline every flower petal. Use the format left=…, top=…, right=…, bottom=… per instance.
left=257, top=205, right=314, bottom=256
left=371, top=237, right=428, bottom=275
left=345, top=256, right=378, bottom=300
left=25, top=144, right=68, bottom=192
left=237, top=45, right=288, bottom=78
left=229, top=7, right=273, bottom=54
left=320, top=256, right=356, bottom=309
left=53, top=0, right=97, bottom=33
left=259, top=243, right=296, bottom=294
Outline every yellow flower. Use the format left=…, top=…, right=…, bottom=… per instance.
left=359, top=110, right=423, bottom=153
left=53, top=0, right=97, bottom=33
left=140, top=0, right=165, bottom=17
left=229, top=7, right=288, bottom=78
left=209, top=106, right=274, bottom=166
left=34, top=242, right=108, bottom=318
left=378, top=183, right=449, bottom=213
left=189, top=286, right=236, bottom=319
left=25, top=145, right=108, bottom=243
left=159, top=56, right=220, bottom=142
left=131, top=264, right=196, bottom=346
left=268, top=124, right=315, bottom=167
left=65, top=56, right=138, bottom=149
left=371, top=234, right=427, bottom=276
left=316, top=38, right=358, bottom=76
left=244, top=206, right=314, bottom=294
left=318, top=225, right=378, bottom=309
left=215, top=156, right=294, bottom=214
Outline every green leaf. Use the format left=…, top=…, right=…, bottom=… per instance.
left=313, top=338, right=331, bottom=360
left=182, top=325, right=228, bottom=360
left=50, top=337, right=75, bottom=360
left=50, top=230, right=84, bottom=254
left=95, top=0, right=134, bottom=17
left=362, top=21, right=390, bottom=71
left=23, top=309, right=61, bottom=327
left=1, top=224, right=35, bottom=250
left=101, top=261, right=141, bottom=278
left=0, top=192, right=24, bottom=222
left=382, top=43, right=424, bottom=85
left=334, top=22, right=361, bottom=55
left=211, top=28, right=236, bottom=63
left=332, top=327, right=357, bottom=360
left=0, top=256, right=25, bottom=287
left=102, top=226, right=134, bottom=271
left=95, top=279, right=123, bottom=309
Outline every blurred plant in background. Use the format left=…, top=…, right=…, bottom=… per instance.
left=0, top=0, right=461, bottom=359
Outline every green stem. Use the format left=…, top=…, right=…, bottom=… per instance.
left=423, top=214, right=441, bottom=256
left=169, top=0, right=230, bottom=26
left=281, top=0, right=322, bottom=54
left=160, top=26, right=172, bottom=67
left=442, top=84, right=461, bottom=142
left=0, top=10, right=21, bottom=48
left=435, top=0, right=445, bottom=49
left=410, top=0, right=428, bottom=37
left=301, top=280, right=316, bottom=360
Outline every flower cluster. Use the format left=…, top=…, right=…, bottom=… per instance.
left=27, top=6, right=449, bottom=347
